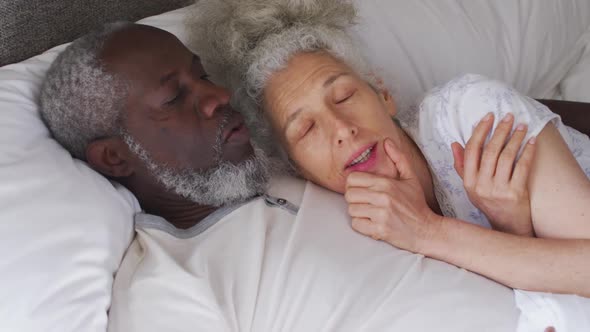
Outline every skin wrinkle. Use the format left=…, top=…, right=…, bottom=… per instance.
left=279, top=68, right=352, bottom=136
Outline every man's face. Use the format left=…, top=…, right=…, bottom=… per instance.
left=100, top=25, right=272, bottom=206
left=101, top=25, right=253, bottom=170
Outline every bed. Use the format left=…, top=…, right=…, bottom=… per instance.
left=1, top=1, right=589, bottom=331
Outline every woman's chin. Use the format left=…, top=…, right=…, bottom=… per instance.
left=324, top=180, right=347, bottom=195
left=329, top=181, right=347, bottom=195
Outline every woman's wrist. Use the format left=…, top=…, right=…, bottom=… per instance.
left=418, top=214, right=477, bottom=263
left=415, top=211, right=446, bottom=257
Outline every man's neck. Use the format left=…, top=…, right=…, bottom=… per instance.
left=143, top=198, right=219, bottom=230
left=126, top=178, right=219, bottom=229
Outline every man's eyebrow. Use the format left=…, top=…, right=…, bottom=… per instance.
left=323, top=72, right=350, bottom=88
left=159, top=55, right=200, bottom=86
left=159, top=71, right=178, bottom=86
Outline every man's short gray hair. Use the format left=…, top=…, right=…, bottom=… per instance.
left=187, top=0, right=372, bottom=158
left=40, top=22, right=132, bottom=160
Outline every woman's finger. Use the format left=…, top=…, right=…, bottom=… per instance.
left=451, top=142, right=465, bottom=179
left=479, top=113, right=515, bottom=178
left=351, top=217, right=382, bottom=241
left=346, top=172, right=392, bottom=191
left=464, top=113, right=494, bottom=187
left=345, top=187, right=390, bottom=206
left=348, top=203, right=387, bottom=223
left=384, top=138, right=416, bottom=181
left=511, top=136, right=537, bottom=188
left=495, top=123, right=528, bottom=183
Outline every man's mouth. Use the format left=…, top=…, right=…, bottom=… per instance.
left=222, top=117, right=250, bottom=144
left=212, top=109, right=253, bottom=164
left=223, top=121, right=243, bottom=142
left=345, top=143, right=377, bottom=169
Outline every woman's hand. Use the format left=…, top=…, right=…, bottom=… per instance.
left=451, top=113, right=536, bottom=237
left=345, top=139, right=441, bottom=253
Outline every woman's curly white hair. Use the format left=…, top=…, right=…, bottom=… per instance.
left=187, top=0, right=374, bottom=159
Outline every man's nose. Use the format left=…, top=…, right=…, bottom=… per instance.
left=333, top=113, right=358, bottom=146
left=194, top=83, right=232, bottom=119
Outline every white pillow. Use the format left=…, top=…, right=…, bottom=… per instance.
left=350, top=0, right=590, bottom=111
left=0, top=6, right=190, bottom=332
left=561, top=27, right=590, bottom=103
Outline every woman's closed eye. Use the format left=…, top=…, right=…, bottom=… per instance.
left=299, top=122, right=314, bottom=139
left=335, top=90, right=356, bottom=104
left=288, top=121, right=315, bottom=142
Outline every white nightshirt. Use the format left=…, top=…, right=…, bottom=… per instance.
left=400, top=74, right=590, bottom=229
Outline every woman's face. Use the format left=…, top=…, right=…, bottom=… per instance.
left=263, top=52, right=403, bottom=193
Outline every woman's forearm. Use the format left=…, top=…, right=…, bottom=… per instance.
left=421, top=215, right=590, bottom=297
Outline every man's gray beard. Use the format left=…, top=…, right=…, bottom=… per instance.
left=122, top=133, right=275, bottom=207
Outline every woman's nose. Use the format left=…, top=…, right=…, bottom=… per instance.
left=334, top=115, right=358, bottom=145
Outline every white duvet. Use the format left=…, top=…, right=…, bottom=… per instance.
left=108, top=177, right=520, bottom=332
left=108, top=175, right=590, bottom=331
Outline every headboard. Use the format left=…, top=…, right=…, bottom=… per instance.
left=0, top=0, right=192, bottom=66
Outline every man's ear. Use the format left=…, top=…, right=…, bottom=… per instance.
left=380, top=89, right=397, bottom=117
left=86, top=138, right=134, bottom=178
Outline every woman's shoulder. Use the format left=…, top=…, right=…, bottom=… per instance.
left=414, top=74, right=558, bottom=145
left=423, top=74, right=494, bottom=99
left=401, top=74, right=493, bottom=146
left=419, top=73, right=515, bottom=118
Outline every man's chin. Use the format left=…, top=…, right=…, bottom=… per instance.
left=221, top=142, right=255, bottom=165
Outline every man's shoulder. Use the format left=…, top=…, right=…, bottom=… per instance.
left=266, top=175, right=307, bottom=208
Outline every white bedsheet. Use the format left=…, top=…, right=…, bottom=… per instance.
left=516, top=290, right=590, bottom=332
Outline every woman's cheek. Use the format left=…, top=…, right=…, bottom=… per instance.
left=299, top=160, right=346, bottom=193
left=319, top=174, right=346, bottom=194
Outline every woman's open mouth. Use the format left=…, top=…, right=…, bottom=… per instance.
left=345, top=143, right=378, bottom=172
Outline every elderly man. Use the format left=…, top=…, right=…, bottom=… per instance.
left=40, top=22, right=276, bottom=229
left=40, top=23, right=522, bottom=331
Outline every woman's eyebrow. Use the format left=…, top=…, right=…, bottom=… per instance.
left=323, top=72, right=350, bottom=88
left=284, top=108, right=303, bottom=133
left=283, top=72, right=350, bottom=132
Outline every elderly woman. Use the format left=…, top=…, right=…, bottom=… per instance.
left=188, top=0, right=590, bottom=296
